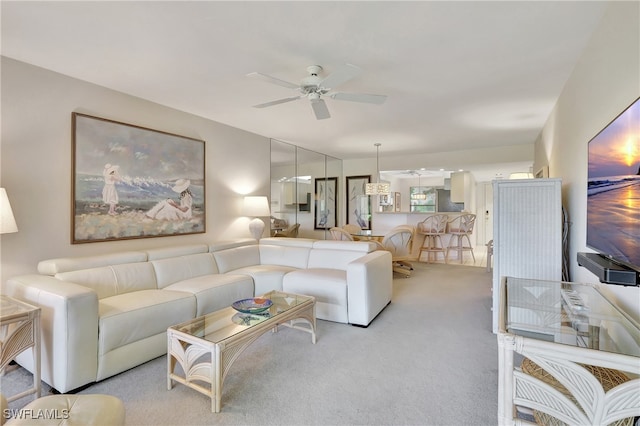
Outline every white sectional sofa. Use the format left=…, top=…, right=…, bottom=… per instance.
left=3, top=237, right=392, bottom=393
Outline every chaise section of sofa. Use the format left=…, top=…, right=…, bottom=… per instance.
left=281, top=240, right=393, bottom=326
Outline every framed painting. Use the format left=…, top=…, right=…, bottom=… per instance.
left=314, top=177, right=337, bottom=229
left=346, top=175, right=371, bottom=230
left=71, top=113, right=206, bottom=243
left=394, top=191, right=401, bottom=212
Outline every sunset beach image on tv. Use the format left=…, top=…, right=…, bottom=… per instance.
left=587, top=97, right=640, bottom=269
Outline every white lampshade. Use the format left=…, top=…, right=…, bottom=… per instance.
left=0, top=188, right=18, bottom=234
left=243, top=196, right=270, bottom=240
left=365, top=182, right=391, bottom=195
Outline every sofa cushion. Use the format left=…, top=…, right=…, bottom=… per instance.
left=209, top=238, right=256, bottom=252
left=259, top=237, right=315, bottom=248
left=212, top=245, right=261, bottom=273
left=144, top=244, right=209, bottom=261
left=151, top=253, right=219, bottom=289
left=38, top=251, right=148, bottom=275
left=282, top=268, right=348, bottom=323
left=308, top=241, right=376, bottom=270
left=164, top=274, right=254, bottom=316
left=225, top=264, right=297, bottom=295
left=98, top=289, right=195, bottom=355
left=55, top=262, right=157, bottom=299
left=258, top=244, right=310, bottom=269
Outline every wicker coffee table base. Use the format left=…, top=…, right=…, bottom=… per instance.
left=168, top=297, right=316, bottom=412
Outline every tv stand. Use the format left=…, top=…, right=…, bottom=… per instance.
left=577, top=252, right=639, bottom=286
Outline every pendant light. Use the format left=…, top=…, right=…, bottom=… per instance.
left=365, top=143, right=390, bottom=195
left=411, top=171, right=427, bottom=200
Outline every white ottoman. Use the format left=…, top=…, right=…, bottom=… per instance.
left=1, top=394, right=125, bottom=425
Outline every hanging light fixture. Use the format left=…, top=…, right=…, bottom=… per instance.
left=365, top=143, right=390, bottom=195
left=411, top=171, right=427, bottom=200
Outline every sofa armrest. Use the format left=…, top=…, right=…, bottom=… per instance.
left=4, top=275, right=99, bottom=393
left=346, top=250, right=393, bottom=326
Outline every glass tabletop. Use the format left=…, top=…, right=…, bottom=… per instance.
left=503, top=277, right=640, bottom=357
left=0, top=295, right=39, bottom=321
left=169, top=291, right=313, bottom=344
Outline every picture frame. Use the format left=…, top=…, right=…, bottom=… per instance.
left=345, top=175, right=371, bottom=230
left=314, top=177, right=337, bottom=229
left=72, top=113, right=206, bottom=243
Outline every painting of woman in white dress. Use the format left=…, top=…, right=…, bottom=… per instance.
left=72, top=113, right=205, bottom=243
left=146, top=179, right=192, bottom=220
left=102, top=163, right=121, bottom=215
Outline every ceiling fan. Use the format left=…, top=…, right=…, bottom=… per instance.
left=247, top=64, right=387, bottom=120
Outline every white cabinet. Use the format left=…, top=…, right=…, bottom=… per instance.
left=450, top=171, right=468, bottom=203
left=450, top=171, right=475, bottom=209
left=491, top=178, right=562, bottom=332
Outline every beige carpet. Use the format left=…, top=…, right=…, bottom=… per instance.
left=2, top=262, right=498, bottom=426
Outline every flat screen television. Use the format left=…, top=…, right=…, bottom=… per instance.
left=586, top=96, right=640, bottom=275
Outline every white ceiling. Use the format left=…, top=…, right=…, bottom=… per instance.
left=1, top=1, right=609, bottom=177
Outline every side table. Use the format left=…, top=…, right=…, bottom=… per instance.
left=0, top=295, right=41, bottom=402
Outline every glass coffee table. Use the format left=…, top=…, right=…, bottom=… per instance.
left=167, top=291, right=316, bottom=412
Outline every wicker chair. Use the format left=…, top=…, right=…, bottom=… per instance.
left=330, top=227, right=355, bottom=241
left=274, top=223, right=300, bottom=238
left=379, top=225, right=414, bottom=277
left=342, top=223, right=362, bottom=234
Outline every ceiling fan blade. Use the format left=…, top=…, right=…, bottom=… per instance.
left=330, top=92, right=387, bottom=105
left=253, top=96, right=302, bottom=108
left=247, top=72, right=299, bottom=89
left=319, top=63, right=362, bottom=90
left=311, top=98, right=330, bottom=120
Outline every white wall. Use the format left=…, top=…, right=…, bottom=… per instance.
left=535, top=2, right=640, bottom=321
left=0, top=58, right=271, bottom=283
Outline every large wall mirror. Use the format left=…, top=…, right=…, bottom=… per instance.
left=270, top=139, right=342, bottom=239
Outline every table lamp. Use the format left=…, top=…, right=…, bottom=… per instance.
left=0, top=188, right=18, bottom=234
left=243, top=196, right=270, bottom=240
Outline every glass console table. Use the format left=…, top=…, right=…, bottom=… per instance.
left=497, top=277, right=640, bottom=425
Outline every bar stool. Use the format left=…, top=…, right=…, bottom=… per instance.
left=417, top=214, right=448, bottom=263
left=446, top=213, right=476, bottom=263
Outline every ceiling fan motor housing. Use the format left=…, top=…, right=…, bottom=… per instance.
left=300, top=67, right=322, bottom=94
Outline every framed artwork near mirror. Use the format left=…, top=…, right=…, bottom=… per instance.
left=346, top=175, right=371, bottom=230
left=314, top=177, right=337, bottom=229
